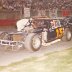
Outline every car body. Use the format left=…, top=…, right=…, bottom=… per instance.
left=32, top=17, right=66, bottom=42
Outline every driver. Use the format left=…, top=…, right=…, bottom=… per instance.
left=16, top=18, right=32, bottom=31
left=50, top=20, right=56, bottom=29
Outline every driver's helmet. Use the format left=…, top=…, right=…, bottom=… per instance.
left=29, top=18, right=33, bottom=23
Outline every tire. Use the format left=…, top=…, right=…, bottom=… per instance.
left=0, top=32, right=9, bottom=39
left=0, top=32, right=11, bottom=51
left=61, top=28, right=72, bottom=41
left=24, top=33, right=42, bottom=51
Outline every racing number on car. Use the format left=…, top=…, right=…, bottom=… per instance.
left=56, top=28, right=63, bottom=38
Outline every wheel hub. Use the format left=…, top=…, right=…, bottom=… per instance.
left=32, top=36, right=41, bottom=49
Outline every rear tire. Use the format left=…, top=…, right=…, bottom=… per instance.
left=61, top=28, right=72, bottom=41
left=0, top=32, right=9, bottom=39
left=0, top=32, right=11, bottom=51
left=24, top=33, right=41, bottom=51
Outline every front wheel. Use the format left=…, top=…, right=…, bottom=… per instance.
left=61, top=28, right=72, bottom=41
left=24, top=33, right=42, bottom=51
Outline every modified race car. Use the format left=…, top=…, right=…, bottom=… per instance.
left=0, top=17, right=72, bottom=51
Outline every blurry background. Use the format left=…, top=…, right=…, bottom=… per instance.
left=0, top=0, right=71, bottom=26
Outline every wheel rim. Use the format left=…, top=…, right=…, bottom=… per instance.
left=67, top=31, right=71, bottom=40
left=32, top=36, right=41, bottom=49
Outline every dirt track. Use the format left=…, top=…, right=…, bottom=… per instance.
left=0, top=26, right=72, bottom=66
left=0, top=40, right=72, bottom=66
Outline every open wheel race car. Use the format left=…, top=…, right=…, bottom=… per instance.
left=0, top=16, right=72, bottom=51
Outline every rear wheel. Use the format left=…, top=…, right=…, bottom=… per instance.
left=0, top=32, right=9, bottom=39
left=24, top=33, right=41, bottom=51
left=61, top=28, right=72, bottom=41
left=0, top=32, right=11, bottom=51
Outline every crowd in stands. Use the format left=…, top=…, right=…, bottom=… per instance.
left=0, top=0, right=71, bottom=17
left=0, top=0, right=71, bottom=10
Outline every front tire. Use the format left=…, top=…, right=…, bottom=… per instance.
left=61, top=28, right=72, bottom=41
left=24, top=33, right=41, bottom=51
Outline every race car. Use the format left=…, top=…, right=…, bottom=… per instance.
left=15, top=17, right=72, bottom=51
left=0, top=17, right=71, bottom=52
